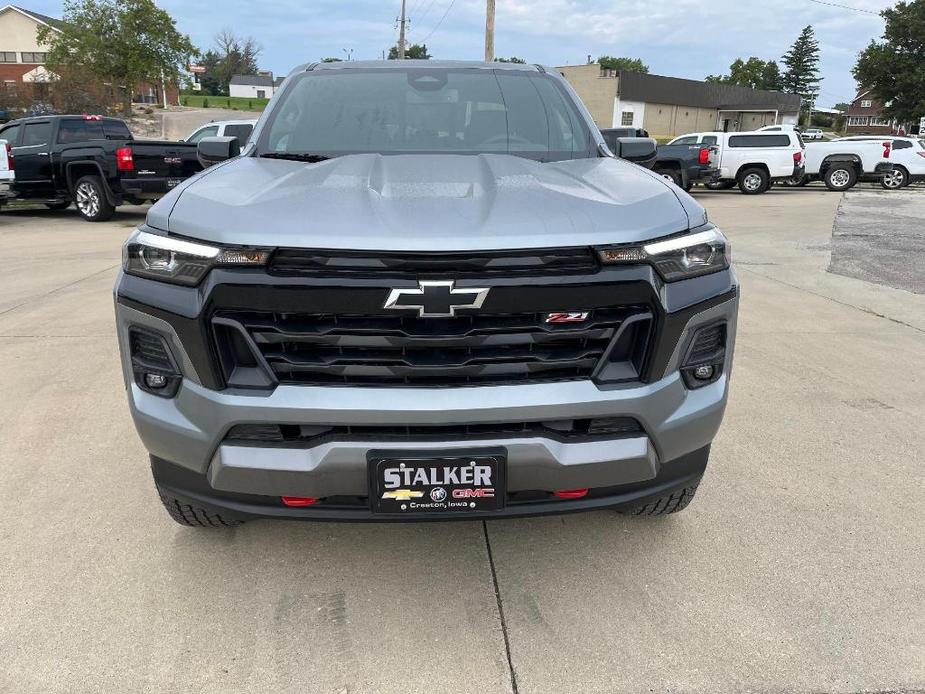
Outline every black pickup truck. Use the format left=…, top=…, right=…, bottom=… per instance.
left=0, top=115, right=201, bottom=221
left=652, top=138, right=718, bottom=192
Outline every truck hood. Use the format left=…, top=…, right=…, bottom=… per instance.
left=152, top=153, right=704, bottom=251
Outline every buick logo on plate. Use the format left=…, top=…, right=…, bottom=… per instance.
left=384, top=280, right=489, bottom=318
left=430, top=487, right=448, bottom=502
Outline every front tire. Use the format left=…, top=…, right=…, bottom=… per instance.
left=824, top=165, right=857, bottom=192
left=880, top=166, right=908, bottom=190
left=620, top=480, right=701, bottom=516
left=737, top=167, right=769, bottom=194
left=73, top=175, right=114, bottom=221
left=157, top=485, right=244, bottom=528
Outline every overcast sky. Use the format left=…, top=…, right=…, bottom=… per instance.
left=28, top=0, right=893, bottom=107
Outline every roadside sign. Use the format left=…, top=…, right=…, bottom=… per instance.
left=919, top=116, right=925, bottom=133
left=189, top=65, right=206, bottom=74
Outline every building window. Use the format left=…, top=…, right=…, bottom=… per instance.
left=257, top=89, right=266, bottom=98
left=621, top=111, right=634, bottom=126
left=860, top=99, right=872, bottom=108
left=20, top=52, right=47, bottom=63
left=847, top=116, right=870, bottom=127
left=869, top=116, right=890, bottom=126
left=0, top=52, right=17, bottom=63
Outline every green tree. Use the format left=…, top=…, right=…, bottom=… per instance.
left=833, top=102, right=851, bottom=112
left=388, top=43, right=431, bottom=60
left=706, top=57, right=782, bottom=91
left=208, top=28, right=261, bottom=95
left=38, top=0, right=196, bottom=115
left=597, top=56, right=648, bottom=73
left=854, top=0, right=925, bottom=124
left=494, top=57, right=526, bottom=64
left=780, top=25, right=822, bottom=123
left=321, top=57, right=343, bottom=63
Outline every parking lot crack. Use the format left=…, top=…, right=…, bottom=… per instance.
left=0, top=264, right=119, bottom=317
left=482, top=521, right=519, bottom=694
left=737, top=266, right=925, bottom=335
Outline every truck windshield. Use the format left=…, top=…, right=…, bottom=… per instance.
left=257, top=68, right=595, bottom=162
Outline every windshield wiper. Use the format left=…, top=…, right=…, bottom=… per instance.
left=260, top=152, right=332, bottom=162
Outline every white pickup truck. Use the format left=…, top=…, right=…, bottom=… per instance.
left=0, top=138, right=13, bottom=205
left=800, top=139, right=894, bottom=191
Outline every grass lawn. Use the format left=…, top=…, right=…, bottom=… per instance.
left=179, top=94, right=269, bottom=112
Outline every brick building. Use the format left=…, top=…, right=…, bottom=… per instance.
left=0, top=4, right=178, bottom=109
left=845, top=87, right=911, bottom=135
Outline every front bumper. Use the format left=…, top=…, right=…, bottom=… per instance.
left=116, top=280, right=737, bottom=519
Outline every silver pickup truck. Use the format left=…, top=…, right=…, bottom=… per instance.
left=115, top=61, right=738, bottom=527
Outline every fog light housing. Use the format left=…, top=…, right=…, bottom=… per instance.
left=680, top=323, right=726, bottom=389
left=144, top=372, right=169, bottom=389
left=692, top=364, right=715, bottom=381
left=128, top=327, right=182, bottom=398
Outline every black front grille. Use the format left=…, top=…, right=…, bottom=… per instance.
left=269, top=247, right=600, bottom=279
left=224, top=417, right=644, bottom=446
left=216, top=307, right=649, bottom=387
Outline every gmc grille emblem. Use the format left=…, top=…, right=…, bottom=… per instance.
left=384, top=281, right=490, bottom=318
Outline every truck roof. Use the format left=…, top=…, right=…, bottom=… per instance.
left=289, top=60, right=547, bottom=76
left=4, top=114, right=124, bottom=126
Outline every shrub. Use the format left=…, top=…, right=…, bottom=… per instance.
left=248, top=100, right=253, bottom=109
left=202, top=97, right=209, bottom=108
left=226, top=98, right=231, bottom=108
left=181, top=97, right=188, bottom=106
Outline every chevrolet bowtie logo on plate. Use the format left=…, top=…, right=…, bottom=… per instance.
left=381, top=489, right=425, bottom=501
left=384, top=280, right=490, bottom=318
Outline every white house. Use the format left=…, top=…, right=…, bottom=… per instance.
left=229, top=74, right=276, bottom=99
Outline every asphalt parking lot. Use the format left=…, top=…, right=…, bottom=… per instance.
left=1, top=187, right=923, bottom=694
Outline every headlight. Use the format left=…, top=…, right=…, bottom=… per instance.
left=122, top=230, right=270, bottom=286
left=597, top=227, right=729, bottom=282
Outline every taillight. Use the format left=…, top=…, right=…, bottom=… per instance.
left=793, top=151, right=802, bottom=163
left=116, top=146, right=134, bottom=172
left=698, top=147, right=710, bottom=165
left=5, top=142, right=12, bottom=171
left=883, top=141, right=892, bottom=158
left=917, top=151, right=925, bottom=159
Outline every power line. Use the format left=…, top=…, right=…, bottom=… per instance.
left=420, top=0, right=458, bottom=43
left=412, top=0, right=440, bottom=27
left=806, top=0, right=882, bottom=15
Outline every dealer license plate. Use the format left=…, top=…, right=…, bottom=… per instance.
left=369, top=452, right=505, bottom=514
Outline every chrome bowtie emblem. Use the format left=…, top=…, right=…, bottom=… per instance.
left=384, top=280, right=490, bottom=318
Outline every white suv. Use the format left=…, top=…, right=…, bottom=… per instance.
left=184, top=119, right=258, bottom=146
left=708, top=131, right=805, bottom=194
left=834, top=136, right=925, bottom=189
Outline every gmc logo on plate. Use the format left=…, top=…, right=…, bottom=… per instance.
left=453, top=488, right=495, bottom=499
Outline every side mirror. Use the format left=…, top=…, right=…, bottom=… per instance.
left=614, top=136, right=658, bottom=169
left=197, top=136, right=240, bottom=168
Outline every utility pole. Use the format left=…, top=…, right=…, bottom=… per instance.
left=484, top=0, right=495, bottom=62
left=397, top=0, right=408, bottom=59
